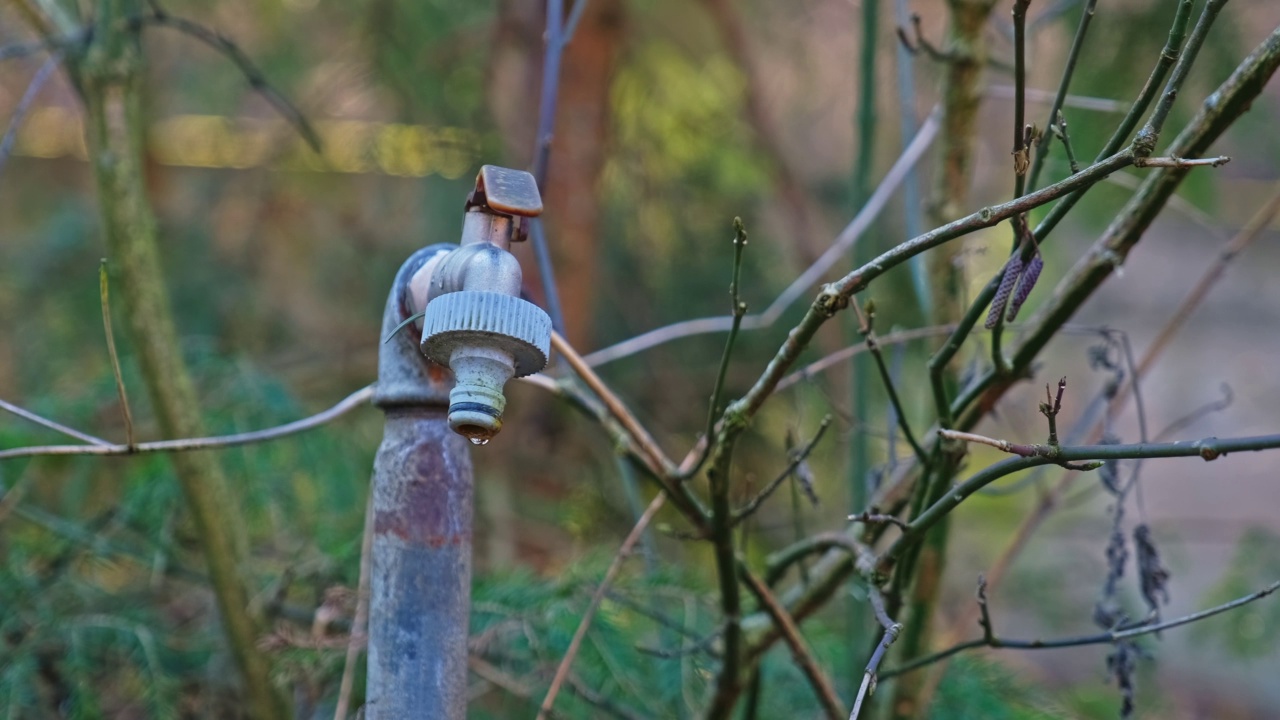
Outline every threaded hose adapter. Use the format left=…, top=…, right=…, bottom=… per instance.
left=420, top=291, right=551, bottom=442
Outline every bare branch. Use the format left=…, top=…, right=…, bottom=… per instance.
left=881, top=580, right=1280, bottom=680
left=774, top=324, right=957, bottom=392
left=136, top=9, right=321, bottom=152
left=0, top=397, right=111, bottom=447
left=99, top=260, right=135, bottom=448
left=740, top=567, right=845, bottom=720
left=333, top=495, right=374, bottom=720
left=550, top=332, right=688, bottom=496
left=581, top=111, right=941, bottom=367
left=882, top=433, right=1280, bottom=573
left=852, top=301, right=928, bottom=465
left=850, top=590, right=902, bottom=720
left=0, top=385, right=373, bottom=460
left=732, top=416, right=831, bottom=525
left=1133, top=155, right=1231, bottom=167
left=0, top=51, right=61, bottom=178
left=537, top=492, right=666, bottom=719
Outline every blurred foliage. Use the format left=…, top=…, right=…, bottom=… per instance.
left=928, top=656, right=1069, bottom=719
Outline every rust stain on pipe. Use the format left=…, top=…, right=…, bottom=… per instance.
left=368, top=245, right=474, bottom=720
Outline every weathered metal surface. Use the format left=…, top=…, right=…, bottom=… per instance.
left=373, top=245, right=456, bottom=410
left=367, top=409, right=472, bottom=720
left=471, top=164, right=543, bottom=217
left=367, top=247, right=473, bottom=720
left=403, top=172, right=550, bottom=443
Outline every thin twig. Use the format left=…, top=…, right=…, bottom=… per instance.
left=739, top=566, right=845, bottom=720
left=1133, top=155, right=1231, bottom=167
left=976, top=576, right=994, bottom=643
left=774, top=324, right=957, bottom=391
left=137, top=10, right=321, bottom=152
left=550, top=331, right=677, bottom=479
left=1026, top=0, right=1097, bottom=191
left=536, top=491, right=666, bottom=719
left=847, top=511, right=908, bottom=532
left=99, top=260, right=135, bottom=448
left=0, top=51, right=61, bottom=178
left=525, top=0, right=568, bottom=335
left=881, top=580, right=1280, bottom=680
left=881, top=433, right=1280, bottom=572
left=697, top=218, right=750, bottom=476
left=764, top=531, right=874, bottom=587
left=563, top=0, right=591, bottom=41
left=581, top=111, right=941, bottom=367
left=0, top=398, right=111, bottom=447
left=333, top=494, right=374, bottom=720
left=852, top=301, right=927, bottom=465
left=1052, top=111, right=1081, bottom=174
left=896, top=13, right=950, bottom=63
left=849, top=588, right=902, bottom=720
left=1011, top=0, right=1031, bottom=199
left=0, top=384, right=373, bottom=460
left=732, top=416, right=831, bottom=525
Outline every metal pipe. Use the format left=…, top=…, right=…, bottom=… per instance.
left=365, top=167, right=549, bottom=717
left=368, top=245, right=474, bottom=720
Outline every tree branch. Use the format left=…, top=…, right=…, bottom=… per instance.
left=881, top=580, right=1280, bottom=680
left=739, top=566, right=845, bottom=720
left=0, top=385, right=374, bottom=460
left=537, top=491, right=666, bottom=719
left=137, top=8, right=320, bottom=152
left=882, top=433, right=1280, bottom=573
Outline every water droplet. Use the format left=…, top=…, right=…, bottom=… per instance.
left=469, top=437, right=489, bottom=446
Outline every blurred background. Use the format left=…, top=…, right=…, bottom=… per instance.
left=2, top=0, right=1279, bottom=717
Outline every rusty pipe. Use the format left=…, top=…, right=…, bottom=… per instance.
left=367, top=245, right=474, bottom=720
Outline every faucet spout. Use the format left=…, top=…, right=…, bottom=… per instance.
left=407, top=166, right=552, bottom=442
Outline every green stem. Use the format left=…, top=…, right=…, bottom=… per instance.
left=72, top=2, right=286, bottom=717
left=851, top=0, right=880, bottom=689
left=856, top=304, right=928, bottom=466
left=883, top=433, right=1280, bottom=570
left=1026, top=0, right=1098, bottom=192
left=705, top=434, right=745, bottom=717
left=736, top=15, right=1280, bottom=692
left=953, top=21, right=1280, bottom=427
left=702, top=218, right=749, bottom=469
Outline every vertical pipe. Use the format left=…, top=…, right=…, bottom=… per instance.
left=368, top=246, right=473, bottom=720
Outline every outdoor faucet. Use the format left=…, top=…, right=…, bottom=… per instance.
left=407, top=165, right=552, bottom=444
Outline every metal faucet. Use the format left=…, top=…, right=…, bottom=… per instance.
left=407, top=165, right=552, bottom=444
left=366, top=165, right=550, bottom=719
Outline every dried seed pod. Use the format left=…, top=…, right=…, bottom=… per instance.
left=985, top=253, right=1023, bottom=329
left=1134, top=524, right=1171, bottom=619
left=1005, top=253, right=1044, bottom=322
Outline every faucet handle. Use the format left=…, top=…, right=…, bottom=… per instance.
left=467, top=165, right=543, bottom=218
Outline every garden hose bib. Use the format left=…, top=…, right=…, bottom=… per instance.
left=410, top=166, right=552, bottom=443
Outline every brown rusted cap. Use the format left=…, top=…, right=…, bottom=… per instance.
left=467, top=165, right=542, bottom=218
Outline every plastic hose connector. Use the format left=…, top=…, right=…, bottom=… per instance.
left=420, top=290, right=552, bottom=442
left=419, top=291, right=551, bottom=376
